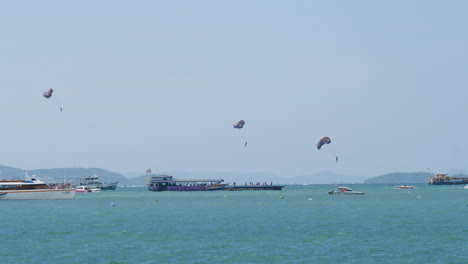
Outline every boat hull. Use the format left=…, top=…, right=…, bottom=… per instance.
left=0, top=189, right=76, bottom=200
left=428, top=174, right=468, bottom=185
left=99, top=183, right=118, bottom=190
left=149, top=185, right=208, bottom=191
left=228, top=185, right=284, bottom=191
left=328, top=191, right=365, bottom=195
left=394, top=186, right=415, bottom=189
left=206, top=184, right=228, bottom=191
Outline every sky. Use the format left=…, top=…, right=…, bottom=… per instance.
left=0, top=0, right=467, bottom=179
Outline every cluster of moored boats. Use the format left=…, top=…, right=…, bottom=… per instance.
left=0, top=172, right=118, bottom=200
left=2, top=172, right=466, bottom=200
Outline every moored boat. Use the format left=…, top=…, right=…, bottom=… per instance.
left=78, top=175, right=118, bottom=190
left=428, top=174, right=468, bottom=185
left=328, top=186, right=365, bottom=195
left=226, top=182, right=284, bottom=191
left=0, top=175, right=76, bottom=200
left=76, top=186, right=87, bottom=193
left=99, top=182, right=118, bottom=190
left=76, top=186, right=101, bottom=193
left=206, top=183, right=229, bottom=191
left=147, top=175, right=225, bottom=192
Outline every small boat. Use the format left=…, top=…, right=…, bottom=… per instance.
left=76, top=186, right=88, bottom=193
left=394, top=185, right=415, bottom=189
left=328, top=186, right=365, bottom=195
left=206, top=183, right=228, bottom=191
left=76, top=186, right=101, bottom=193
left=88, top=187, right=101, bottom=192
left=464, top=185, right=468, bottom=189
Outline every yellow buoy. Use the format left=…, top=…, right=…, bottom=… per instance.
left=154, top=200, right=159, bottom=202
left=280, top=196, right=284, bottom=199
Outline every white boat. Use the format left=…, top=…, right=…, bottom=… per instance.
left=328, top=186, right=365, bottom=195
left=75, top=186, right=101, bottom=193
left=76, top=186, right=87, bottom=193
left=394, top=185, right=415, bottom=189
left=0, top=176, right=76, bottom=200
left=89, top=188, right=101, bottom=192
left=464, top=185, right=468, bottom=189
left=78, top=174, right=118, bottom=191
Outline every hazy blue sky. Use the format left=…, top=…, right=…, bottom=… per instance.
left=1, top=0, right=467, bottom=178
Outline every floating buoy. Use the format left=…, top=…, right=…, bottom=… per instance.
left=223, top=195, right=228, bottom=198
left=280, top=196, right=284, bottom=199
left=110, top=203, right=116, bottom=206
left=308, top=198, right=312, bottom=200
left=154, top=200, right=159, bottom=202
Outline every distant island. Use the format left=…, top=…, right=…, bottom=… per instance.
left=364, top=172, right=434, bottom=184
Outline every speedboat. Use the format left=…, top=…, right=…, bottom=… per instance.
left=88, top=187, right=101, bottom=192
left=394, top=185, right=415, bottom=189
left=76, top=186, right=101, bottom=193
left=328, top=186, right=364, bottom=195
left=76, top=186, right=88, bottom=193
left=206, top=183, right=228, bottom=191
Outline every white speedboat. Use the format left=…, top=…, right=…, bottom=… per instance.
left=394, top=185, right=415, bottom=189
left=76, top=186, right=88, bottom=193
left=0, top=176, right=76, bottom=200
left=76, top=186, right=101, bottom=193
left=328, top=186, right=365, bottom=195
left=88, top=187, right=101, bottom=192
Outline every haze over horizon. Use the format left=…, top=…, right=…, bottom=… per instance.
left=1, top=1, right=467, bottom=181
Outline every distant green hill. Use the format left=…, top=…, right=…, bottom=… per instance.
left=364, top=172, right=433, bottom=184
left=0, top=165, right=24, bottom=179
left=30, top=168, right=125, bottom=184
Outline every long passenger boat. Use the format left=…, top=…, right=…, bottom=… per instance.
left=147, top=175, right=226, bottom=192
left=428, top=174, right=468, bottom=185
left=147, top=175, right=284, bottom=191
left=0, top=176, right=76, bottom=200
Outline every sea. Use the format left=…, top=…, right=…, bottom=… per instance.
left=1, top=184, right=467, bottom=264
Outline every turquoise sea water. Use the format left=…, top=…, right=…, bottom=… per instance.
left=1, top=184, right=467, bottom=264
